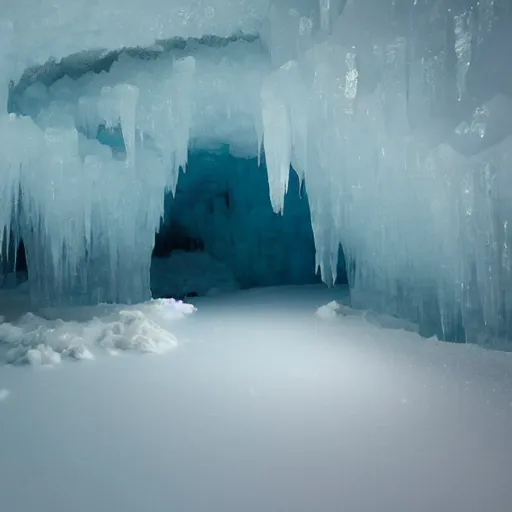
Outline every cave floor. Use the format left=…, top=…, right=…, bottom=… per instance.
left=1, top=285, right=512, bottom=512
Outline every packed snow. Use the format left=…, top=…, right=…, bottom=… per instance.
left=1, top=285, right=512, bottom=512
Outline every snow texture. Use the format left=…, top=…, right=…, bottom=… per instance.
left=1, top=286, right=512, bottom=512
left=1, top=0, right=512, bottom=345
left=0, top=295, right=195, bottom=365
left=316, top=300, right=420, bottom=333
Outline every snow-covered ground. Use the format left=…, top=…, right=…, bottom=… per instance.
left=1, top=284, right=512, bottom=512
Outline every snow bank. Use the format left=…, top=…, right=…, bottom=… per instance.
left=0, top=299, right=196, bottom=366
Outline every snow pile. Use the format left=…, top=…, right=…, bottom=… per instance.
left=151, top=251, right=240, bottom=299
left=0, top=299, right=195, bottom=365
left=316, top=300, right=420, bottom=335
left=315, top=301, right=356, bottom=320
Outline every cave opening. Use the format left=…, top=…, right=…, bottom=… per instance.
left=4, top=14, right=503, bottom=345
left=2, top=35, right=349, bottom=306
left=1, top=152, right=349, bottom=301
left=150, top=150, right=348, bottom=300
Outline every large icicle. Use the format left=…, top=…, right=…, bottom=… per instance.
left=261, top=67, right=292, bottom=214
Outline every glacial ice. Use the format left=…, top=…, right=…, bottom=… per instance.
left=1, top=0, right=512, bottom=346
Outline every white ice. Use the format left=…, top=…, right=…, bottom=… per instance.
left=1, top=285, right=511, bottom=512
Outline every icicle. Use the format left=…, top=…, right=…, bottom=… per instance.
left=99, top=84, right=139, bottom=166
left=261, top=67, right=292, bottom=214
left=280, top=61, right=308, bottom=182
left=319, top=0, right=331, bottom=33
left=171, top=56, right=196, bottom=174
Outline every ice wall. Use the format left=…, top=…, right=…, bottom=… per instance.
left=1, top=0, right=512, bottom=345
left=259, top=0, right=512, bottom=346
left=2, top=38, right=269, bottom=305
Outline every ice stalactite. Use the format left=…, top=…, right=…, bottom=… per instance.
left=261, top=68, right=292, bottom=215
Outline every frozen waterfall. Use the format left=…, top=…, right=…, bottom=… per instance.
left=1, top=0, right=512, bottom=347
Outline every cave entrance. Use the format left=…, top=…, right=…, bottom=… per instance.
left=150, top=150, right=348, bottom=300
left=0, top=151, right=348, bottom=302
left=3, top=38, right=350, bottom=305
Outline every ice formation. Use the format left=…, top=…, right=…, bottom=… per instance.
left=1, top=0, right=512, bottom=346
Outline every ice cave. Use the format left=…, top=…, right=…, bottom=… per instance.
left=1, top=1, right=512, bottom=511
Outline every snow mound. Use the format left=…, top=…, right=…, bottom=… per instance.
left=315, top=301, right=359, bottom=320
left=316, top=301, right=419, bottom=334
left=151, top=251, right=240, bottom=299
left=0, top=299, right=196, bottom=366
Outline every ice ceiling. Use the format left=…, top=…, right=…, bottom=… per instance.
left=1, top=0, right=512, bottom=347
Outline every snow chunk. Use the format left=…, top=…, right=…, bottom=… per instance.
left=316, top=301, right=359, bottom=320
left=316, top=300, right=343, bottom=320
left=316, top=300, right=419, bottom=334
